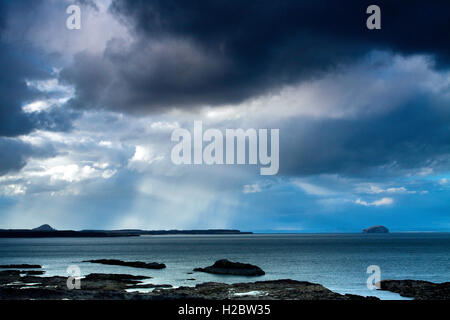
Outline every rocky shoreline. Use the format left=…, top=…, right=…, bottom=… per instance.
left=0, top=260, right=448, bottom=300
left=378, top=279, right=450, bottom=300
left=0, top=269, right=378, bottom=300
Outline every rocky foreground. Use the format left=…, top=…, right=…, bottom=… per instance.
left=378, top=280, right=450, bottom=300
left=153, top=280, right=378, bottom=300
left=0, top=269, right=378, bottom=300
left=1, top=259, right=448, bottom=300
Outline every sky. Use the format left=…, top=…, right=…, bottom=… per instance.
left=0, top=0, right=449, bottom=232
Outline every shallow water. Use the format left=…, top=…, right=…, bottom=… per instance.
left=0, top=233, right=449, bottom=300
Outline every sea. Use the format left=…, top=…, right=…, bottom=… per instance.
left=0, top=233, right=449, bottom=300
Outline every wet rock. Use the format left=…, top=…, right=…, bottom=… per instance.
left=0, top=264, right=41, bottom=269
left=128, top=283, right=173, bottom=289
left=0, top=271, right=379, bottom=300
left=155, top=279, right=379, bottom=300
left=80, top=273, right=151, bottom=291
left=0, top=270, right=21, bottom=285
left=83, top=259, right=166, bottom=269
left=194, top=259, right=265, bottom=276
left=378, top=279, right=450, bottom=300
left=84, top=273, right=150, bottom=281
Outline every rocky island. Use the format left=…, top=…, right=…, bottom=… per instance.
left=363, top=225, right=389, bottom=233
left=194, top=259, right=265, bottom=276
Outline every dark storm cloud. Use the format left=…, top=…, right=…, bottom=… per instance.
left=0, top=0, right=76, bottom=134
left=112, top=0, right=450, bottom=62
left=0, top=44, right=75, bottom=137
left=280, top=94, right=450, bottom=176
left=62, top=0, right=450, bottom=113
left=29, top=107, right=79, bottom=133
left=0, top=139, right=31, bottom=175
left=0, top=44, right=46, bottom=136
left=0, top=42, right=75, bottom=173
left=0, top=138, right=57, bottom=176
left=0, top=1, right=78, bottom=175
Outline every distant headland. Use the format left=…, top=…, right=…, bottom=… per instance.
left=0, top=225, right=252, bottom=238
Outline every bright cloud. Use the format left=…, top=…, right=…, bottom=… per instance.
left=128, top=146, right=165, bottom=172
left=243, top=184, right=262, bottom=194
left=355, top=197, right=394, bottom=207
left=364, top=185, right=416, bottom=194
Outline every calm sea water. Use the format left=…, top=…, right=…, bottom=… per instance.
left=0, top=233, right=449, bottom=300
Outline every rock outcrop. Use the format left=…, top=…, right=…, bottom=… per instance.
left=194, top=259, right=265, bottom=276
left=0, top=264, right=42, bottom=269
left=155, top=279, right=379, bottom=300
left=378, top=279, right=450, bottom=300
left=84, top=259, right=166, bottom=269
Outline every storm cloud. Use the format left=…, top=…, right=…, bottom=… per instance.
left=280, top=98, right=450, bottom=176
left=61, top=0, right=450, bottom=113
left=1, top=0, right=450, bottom=231
left=0, top=138, right=57, bottom=176
left=0, top=2, right=78, bottom=174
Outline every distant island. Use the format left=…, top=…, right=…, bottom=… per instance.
left=0, top=225, right=252, bottom=238
left=32, top=224, right=55, bottom=232
left=363, top=225, right=389, bottom=233
left=80, top=229, right=252, bottom=235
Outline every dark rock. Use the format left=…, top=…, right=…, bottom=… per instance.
left=0, top=270, right=21, bottom=285
left=80, top=273, right=152, bottom=291
left=84, top=273, right=151, bottom=281
left=154, top=279, right=379, bottom=300
left=0, top=271, right=165, bottom=300
left=344, top=293, right=379, bottom=300
left=363, top=225, right=389, bottom=233
left=11, top=273, right=152, bottom=292
left=128, top=283, right=173, bottom=289
left=194, top=259, right=265, bottom=276
left=378, top=279, right=450, bottom=300
left=0, top=264, right=41, bottom=269
left=83, top=259, right=166, bottom=269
